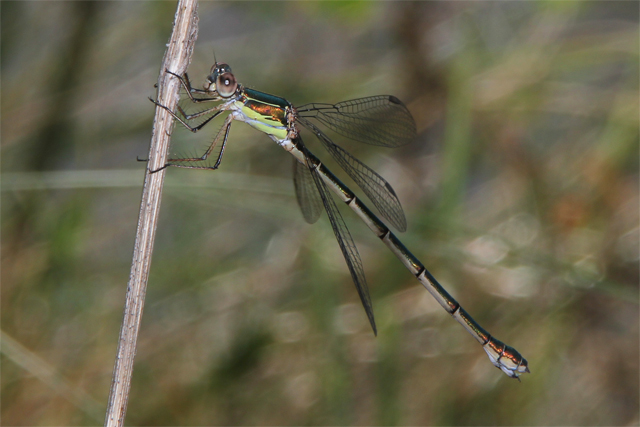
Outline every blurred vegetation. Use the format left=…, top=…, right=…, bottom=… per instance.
left=1, top=1, right=638, bottom=425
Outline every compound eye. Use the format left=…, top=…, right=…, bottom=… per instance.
left=216, top=72, right=237, bottom=97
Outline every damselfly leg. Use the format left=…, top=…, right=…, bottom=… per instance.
left=165, top=70, right=220, bottom=104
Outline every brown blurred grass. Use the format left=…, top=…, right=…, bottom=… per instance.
left=1, top=1, right=638, bottom=425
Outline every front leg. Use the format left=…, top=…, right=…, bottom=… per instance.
left=165, top=70, right=219, bottom=103
left=149, top=97, right=223, bottom=133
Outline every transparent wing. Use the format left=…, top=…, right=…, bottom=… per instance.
left=299, top=118, right=407, bottom=232
left=297, top=95, right=416, bottom=147
left=297, top=137, right=377, bottom=335
left=293, top=157, right=322, bottom=224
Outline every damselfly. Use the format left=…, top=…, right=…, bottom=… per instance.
left=146, top=61, right=529, bottom=379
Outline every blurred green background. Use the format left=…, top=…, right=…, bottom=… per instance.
left=2, top=1, right=638, bottom=425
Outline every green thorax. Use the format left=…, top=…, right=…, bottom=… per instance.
left=234, top=87, right=292, bottom=140
left=243, top=87, right=291, bottom=110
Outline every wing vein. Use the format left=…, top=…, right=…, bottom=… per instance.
left=297, top=138, right=377, bottom=335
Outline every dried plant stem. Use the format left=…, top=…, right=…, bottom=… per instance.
left=103, top=1, right=198, bottom=426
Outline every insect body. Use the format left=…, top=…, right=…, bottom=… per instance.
left=148, top=61, right=529, bottom=379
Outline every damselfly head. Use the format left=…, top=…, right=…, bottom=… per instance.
left=204, top=62, right=237, bottom=98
